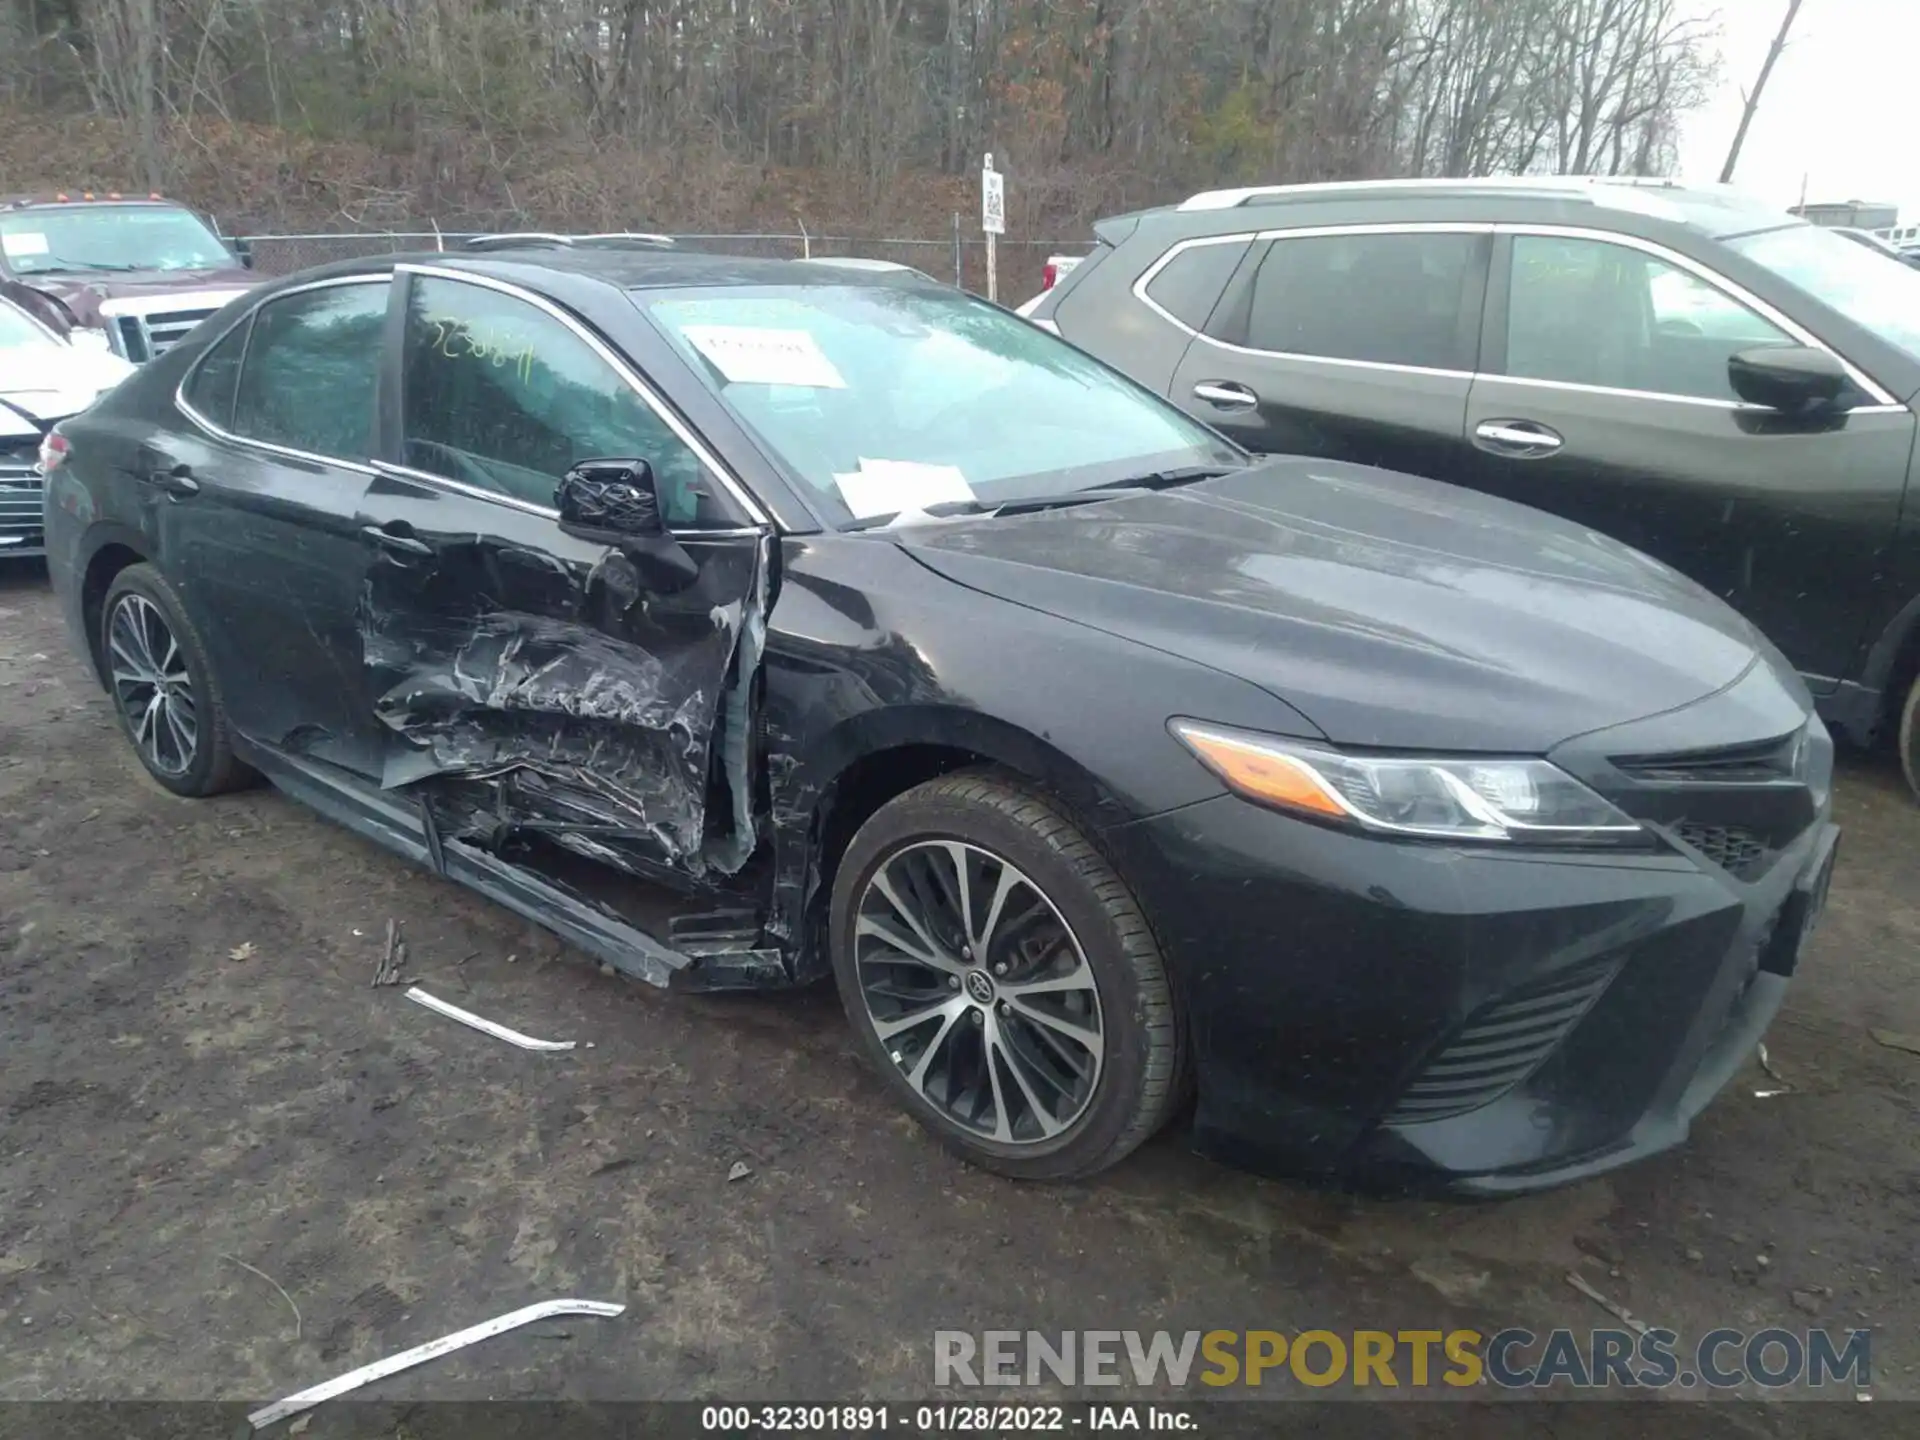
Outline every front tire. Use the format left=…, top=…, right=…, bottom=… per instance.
left=100, top=564, right=248, bottom=798
left=829, top=770, right=1184, bottom=1181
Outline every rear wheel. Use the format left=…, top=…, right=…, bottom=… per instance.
left=829, top=770, right=1184, bottom=1181
left=1900, top=674, right=1920, bottom=802
left=100, top=564, right=248, bottom=797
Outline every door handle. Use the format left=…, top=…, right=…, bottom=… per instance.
left=1193, top=380, right=1260, bottom=413
left=361, top=523, right=433, bottom=557
left=1473, top=419, right=1564, bottom=458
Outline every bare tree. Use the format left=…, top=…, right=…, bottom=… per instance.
left=1720, top=0, right=1805, bottom=183
left=0, top=0, right=1724, bottom=238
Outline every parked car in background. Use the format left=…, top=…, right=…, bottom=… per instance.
left=1834, top=227, right=1920, bottom=269
left=1031, top=177, right=1920, bottom=796
left=42, top=242, right=1836, bottom=1194
left=1, top=194, right=259, bottom=364
left=1014, top=252, right=1085, bottom=318
left=1, top=292, right=132, bottom=558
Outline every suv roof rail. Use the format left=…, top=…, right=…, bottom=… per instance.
left=1176, top=175, right=1690, bottom=212
left=462, top=231, right=677, bottom=251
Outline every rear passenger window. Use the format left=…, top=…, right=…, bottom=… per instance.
left=230, top=282, right=388, bottom=457
left=1239, top=232, right=1480, bottom=370
left=1144, top=240, right=1250, bottom=331
left=182, top=318, right=248, bottom=430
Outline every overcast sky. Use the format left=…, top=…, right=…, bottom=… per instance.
left=1675, top=0, right=1918, bottom=223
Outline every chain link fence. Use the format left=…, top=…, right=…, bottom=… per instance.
left=236, top=229, right=1081, bottom=305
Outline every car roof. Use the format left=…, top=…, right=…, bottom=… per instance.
left=357, top=245, right=941, bottom=294
left=0, top=194, right=183, bottom=212
left=1152, top=177, right=1803, bottom=242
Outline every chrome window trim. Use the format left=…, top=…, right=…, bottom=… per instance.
left=1471, top=372, right=1908, bottom=416
left=174, top=273, right=390, bottom=474
left=368, top=459, right=764, bottom=540
left=1132, top=220, right=1908, bottom=410
left=1496, top=224, right=1900, bottom=407
left=1135, top=224, right=1493, bottom=378
left=396, top=262, right=771, bottom=529
left=370, top=459, right=554, bottom=519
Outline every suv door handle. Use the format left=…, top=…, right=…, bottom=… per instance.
left=1473, top=419, right=1564, bottom=458
left=361, top=523, right=433, bottom=557
left=1193, top=381, right=1260, bottom=413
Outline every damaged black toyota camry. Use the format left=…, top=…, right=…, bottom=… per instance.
left=42, top=242, right=1839, bottom=1194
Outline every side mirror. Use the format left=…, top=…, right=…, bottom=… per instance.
left=231, top=237, right=254, bottom=270
left=1728, top=345, right=1854, bottom=416
left=555, top=458, right=699, bottom=592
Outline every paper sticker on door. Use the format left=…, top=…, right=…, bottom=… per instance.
left=682, top=325, right=847, bottom=389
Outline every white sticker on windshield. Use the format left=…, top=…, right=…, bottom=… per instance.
left=682, top=325, right=846, bottom=389
left=832, top=458, right=975, bottom=519
left=1, top=231, right=49, bottom=258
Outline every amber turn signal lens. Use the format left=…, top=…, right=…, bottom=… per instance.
left=1172, top=723, right=1349, bottom=820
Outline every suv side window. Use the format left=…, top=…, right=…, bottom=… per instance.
left=230, top=282, right=389, bottom=457
left=400, top=276, right=726, bottom=525
left=1506, top=235, right=1795, bottom=402
left=1144, top=239, right=1251, bottom=331
left=1235, top=232, right=1480, bottom=370
left=182, top=318, right=249, bottom=430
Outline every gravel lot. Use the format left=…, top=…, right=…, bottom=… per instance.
left=2, top=560, right=1916, bottom=1427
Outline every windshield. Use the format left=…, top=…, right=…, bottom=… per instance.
left=642, top=285, right=1242, bottom=525
left=0, top=205, right=235, bottom=276
left=0, top=299, right=59, bottom=350
left=1727, top=224, right=1920, bottom=372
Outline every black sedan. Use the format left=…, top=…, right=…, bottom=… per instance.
left=42, top=243, right=1839, bottom=1192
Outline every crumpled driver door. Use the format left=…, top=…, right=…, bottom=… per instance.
left=355, top=464, right=770, bottom=884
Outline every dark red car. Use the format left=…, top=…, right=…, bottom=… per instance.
left=0, top=194, right=259, bottom=362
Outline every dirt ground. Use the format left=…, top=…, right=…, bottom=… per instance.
left=2, top=560, right=1917, bottom=1427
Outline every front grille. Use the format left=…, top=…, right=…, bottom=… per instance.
left=112, top=306, right=220, bottom=363
left=1612, top=731, right=1802, bottom=784
left=1384, top=956, right=1621, bottom=1125
left=1675, top=822, right=1768, bottom=880
left=0, top=469, right=44, bottom=547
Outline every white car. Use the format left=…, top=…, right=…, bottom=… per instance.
left=1, top=294, right=133, bottom=558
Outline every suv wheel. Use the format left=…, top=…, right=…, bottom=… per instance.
left=101, top=564, right=248, bottom=797
left=1900, top=674, right=1920, bottom=801
left=829, top=770, right=1184, bottom=1180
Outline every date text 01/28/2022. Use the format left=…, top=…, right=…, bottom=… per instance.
left=700, top=1406, right=1189, bottom=1431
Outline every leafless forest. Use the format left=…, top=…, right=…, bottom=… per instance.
left=1, top=1, right=1721, bottom=242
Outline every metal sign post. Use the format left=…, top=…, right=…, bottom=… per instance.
left=981, top=152, right=1005, bottom=302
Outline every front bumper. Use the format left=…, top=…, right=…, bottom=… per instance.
left=1, top=462, right=45, bottom=557
left=1108, top=667, right=1836, bottom=1196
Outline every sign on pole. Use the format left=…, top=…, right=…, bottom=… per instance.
left=981, top=153, right=1005, bottom=302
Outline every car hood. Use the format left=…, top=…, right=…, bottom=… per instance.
left=896, top=458, right=1768, bottom=753
left=0, top=342, right=133, bottom=434
left=24, top=267, right=257, bottom=328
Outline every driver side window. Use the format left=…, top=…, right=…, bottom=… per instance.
left=399, top=276, right=728, bottom=525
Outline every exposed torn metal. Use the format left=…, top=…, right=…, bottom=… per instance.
left=405, top=986, right=577, bottom=1051
left=245, top=1299, right=624, bottom=1429
left=358, top=533, right=769, bottom=883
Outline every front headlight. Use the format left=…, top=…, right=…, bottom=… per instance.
left=1170, top=720, right=1646, bottom=844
